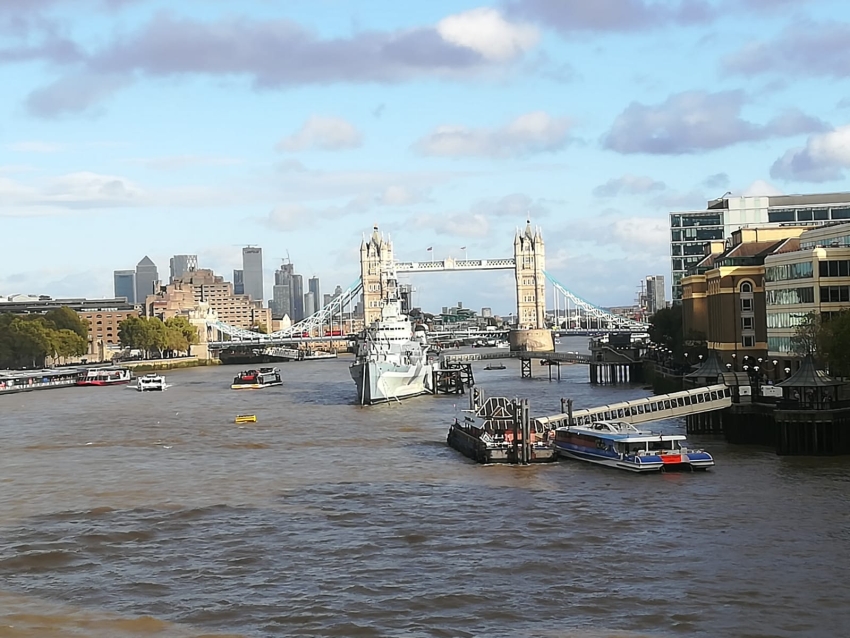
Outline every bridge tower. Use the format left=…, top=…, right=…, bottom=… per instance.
left=360, top=225, right=397, bottom=325
left=514, top=220, right=546, bottom=329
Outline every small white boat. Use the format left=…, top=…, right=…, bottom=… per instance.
left=135, top=373, right=168, bottom=391
left=495, top=341, right=510, bottom=349
left=550, top=420, right=714, bottom=473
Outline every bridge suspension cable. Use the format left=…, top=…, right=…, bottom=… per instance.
left=543, top=270, right=649, bottom=332
left=207, top=279, right=363, bottom=341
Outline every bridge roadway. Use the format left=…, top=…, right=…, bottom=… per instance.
left=440, top=351, right=591, bottom=366
left=534, top=384, right=733, bottom=428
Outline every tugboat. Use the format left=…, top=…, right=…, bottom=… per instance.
left=76, top=366, right=132, bottom=386
left=230, top=367, right=282, bottom=390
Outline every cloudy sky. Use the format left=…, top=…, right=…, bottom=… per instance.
left=2, top=0, right=849, bottom=314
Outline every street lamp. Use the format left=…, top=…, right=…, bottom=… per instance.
left=731, top=352, right=737, bottom=371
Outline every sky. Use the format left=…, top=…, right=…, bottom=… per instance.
left=2, top=0, right=850, bottom=315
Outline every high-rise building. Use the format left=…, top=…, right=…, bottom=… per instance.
left=670, top=192, right=850, bottom=301
left=291, top=274, right=304, bottom=321
left=308, top=276, right=321, bottom=312
left=135, top=256, right=158, bottom=308
left=644, top=275, right=666, bottom=315
left=323, top=293, right=333, bottom=307
left=113, top=270, right=136, bottom=303
left=242, top=246, right=263, bottom=302
left=304, top=291, right=315, bottom=317
left=169, top=254, right=198, bottom=282
left=272, top=282, right=292, bottom=319
left=233, top=269, right=244, bottom=295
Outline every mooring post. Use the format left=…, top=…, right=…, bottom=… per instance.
left=560, top=397, right=567, bottom=413
left=567, top=399, right=574, bottom=428
left=511, top=400, right=520, bottom=464
left=521, top=398, right=531, bottom=465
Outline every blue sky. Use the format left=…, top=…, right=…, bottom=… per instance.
left=2, top=0, right=850, bottom=314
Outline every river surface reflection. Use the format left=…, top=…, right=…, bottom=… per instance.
left=1, top=339, right=848, bottom=637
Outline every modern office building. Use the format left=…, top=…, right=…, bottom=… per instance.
left=308, top=276, right=321, bottom=312
left=670, top=192, right=850, bottom=301
left=242, top=246, right=264, bottom=302
left=304, top=291, right=316, bottom=317
left=290, top=273, right=304, bottom=322
left=169, top=254, right=198, bottom=282
left=233, top=269, right=244, bottom=295
left=113, top=270, right=136, bottom=303
left=644, top=275, right=666, bottom=315
left=135, top=256, right=159, bottom=306
left=764, top=222, right=850, bottom=362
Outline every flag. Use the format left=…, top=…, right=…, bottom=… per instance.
left=426, top=247, right=432, bottom=251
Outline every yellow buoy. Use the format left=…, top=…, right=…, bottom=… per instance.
left=234, top=414, right=257, bottom=424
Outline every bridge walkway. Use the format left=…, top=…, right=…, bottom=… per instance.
left=440, top=351, right=592, bottom=367
left=535, top=384, right=733, bottom=428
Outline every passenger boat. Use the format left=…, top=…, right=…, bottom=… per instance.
left=230, top=367, right=282, bottom=390
left=550, top=421, right=714, bottom=473
left=76, top=367, right=132, bottom=386
left=134, top=373, right=168, bottom=391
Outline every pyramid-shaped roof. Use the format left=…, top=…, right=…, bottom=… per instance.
left=777, top=355, right=844, bottom=388
left=685, top=351, right=727, bottom=379
left=137, top=255, right=155, bottom=267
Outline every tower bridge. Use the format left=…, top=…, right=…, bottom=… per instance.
left=206, top=221, right=649, bottom=348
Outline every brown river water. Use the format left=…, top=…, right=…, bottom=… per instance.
left=1, top=339, right=849, bottom=638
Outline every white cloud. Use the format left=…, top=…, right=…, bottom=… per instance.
left=376, top=185, right=426, bottom=206
left=437, top=8, right=539, bottom=62
left=593, top=174, right=666, bottom=197
left=6, top=141, right=64, bottom=153
left=414, top=111, right=573, bottom=158
left=276, top=115, right=363, bottom=152
left=770, top=125, right=850, bottom=182
left=412, top=212, right=491, bottom=238
left=741, top=179, right=783, bottom=196
left=41, top=171, right=144, bottom=208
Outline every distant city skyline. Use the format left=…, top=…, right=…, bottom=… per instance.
left=3, top=1, right=850, bottom=313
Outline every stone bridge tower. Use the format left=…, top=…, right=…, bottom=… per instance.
left=514, top=220, right=546, bottom=330
left=360, top=225, right=397, bottom=325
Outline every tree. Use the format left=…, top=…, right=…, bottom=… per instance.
left=118, top=315, right=149, bottom=352
left=819, top=310, right=850, bottom=377
left=52, top=329, right=87, bottom=364
left=648, top=305, right=683, bottom=357
left=165, top=315, right=199, bottom=346
left=44, top=306, right=88, bottom=339
left=8, top=317, right=53, bottom=368
left=791, top=311, right=820, bottom=358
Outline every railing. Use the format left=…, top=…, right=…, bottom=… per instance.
left=441, top=351, right=591, bottom=365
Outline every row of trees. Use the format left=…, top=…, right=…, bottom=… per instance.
left=792, top=310, right=850, bottom=377
left=0, top=307, right=88, bottom=369
left=117, top=315, right=199, bottom=359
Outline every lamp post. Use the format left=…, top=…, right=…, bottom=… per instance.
left=731, top=352, right=737, bottom=371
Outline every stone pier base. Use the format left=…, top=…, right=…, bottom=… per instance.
left=509, top=329, right=554, bottom=353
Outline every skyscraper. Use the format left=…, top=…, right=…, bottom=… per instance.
left=242, top=246, right=263, bottom=302
left=308, top=276, right=321, bottom=312
left=645, top=275, right=666, bottom=315
left=233, top=269, right=244, bottom=295
left=291, top=273, right=304, bottom=321
left=113, top=270, right=136, bottom=303
left=169, top=254, right=198, bottom=282
left=135, top=256, right=158, bottom=307
left=304, top=291, right=315, bottom=317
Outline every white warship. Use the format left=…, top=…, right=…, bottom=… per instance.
left=349, top=299, right=433, bottom=405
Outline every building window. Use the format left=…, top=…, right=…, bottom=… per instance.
left=742, top=335, right=755, bottom=348
left=765, top=261, right=814, bottom=282
left=740, top=281, right=753, bottom=293
left=820, top=286, right=850, bottom=303
left=741, top=298, right=753, bottom=312
left=742, top=317, right=754, bottom=331
left=766, top=287, right=814, bottom=305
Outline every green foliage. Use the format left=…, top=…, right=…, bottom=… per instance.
left=253, top=322, right=268, bottom=334
left=0, top=306, right=90, bottom=369
left=791, top=311, right=820, bottom=357
left=648, top=305, right=683, bottom=356
left=119, top=314, right=198, bottom=358
left=819, top=310, right=850, bottom=377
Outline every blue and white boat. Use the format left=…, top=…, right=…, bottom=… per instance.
left=551, top=421, right=714, bottom=473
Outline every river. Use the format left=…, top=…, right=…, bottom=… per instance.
left=1, top=338, right=848, bottom=637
